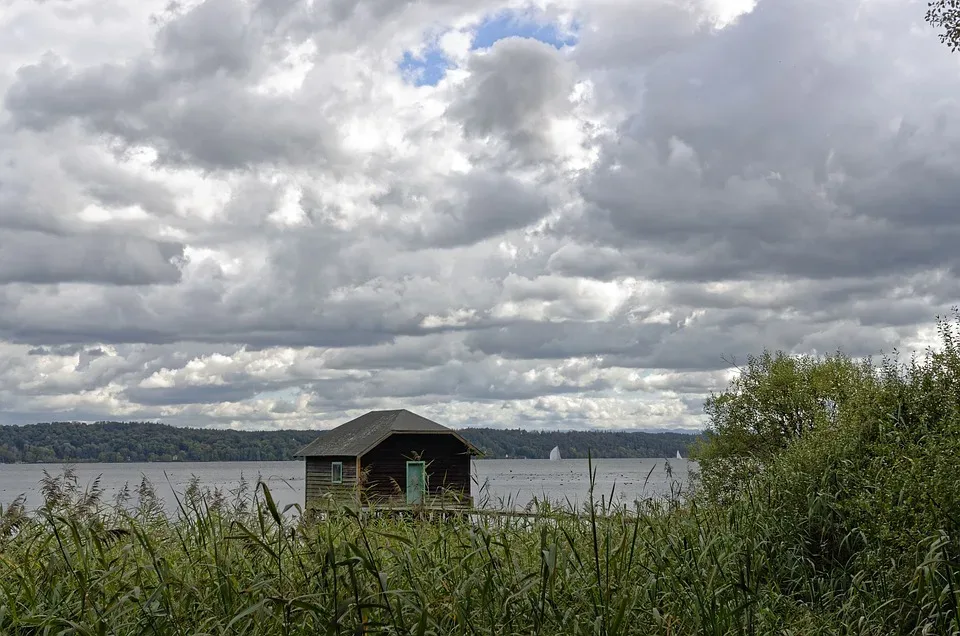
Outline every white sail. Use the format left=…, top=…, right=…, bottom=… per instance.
left=549, top=446, right=561, bottom=461
left=676, top=450, right=682, bottom=460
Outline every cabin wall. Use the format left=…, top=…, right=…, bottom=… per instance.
left=304, top=455, right=358, bottom=506
left=360, top=433, right=472, bottom=505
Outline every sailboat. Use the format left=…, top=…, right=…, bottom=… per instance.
left=676, top=450, right=682, bottom=460
left=549, top=446, right=561, bottom=461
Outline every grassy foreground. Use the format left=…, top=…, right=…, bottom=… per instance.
left=0, top=465, right=955, bottom=635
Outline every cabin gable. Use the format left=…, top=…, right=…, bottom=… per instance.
left=359, top=433, right=471, bottom=504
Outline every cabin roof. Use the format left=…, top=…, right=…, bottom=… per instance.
left=294, top=409, right=480, bottom=458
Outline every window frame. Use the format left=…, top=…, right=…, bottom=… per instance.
left=331, top=461, right=343, bottom=484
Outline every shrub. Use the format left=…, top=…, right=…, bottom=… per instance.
left=694, top=310, right=960, bottom=634
left=693, top=348, right=878, bottom=502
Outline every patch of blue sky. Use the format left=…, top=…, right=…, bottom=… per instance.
left=398, top=43, right=454, bottom=87
left=470, top=10, right=580, bottom=51
left=397, top=9, right=580, bottom=88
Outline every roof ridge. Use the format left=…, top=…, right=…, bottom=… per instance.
left=294, top=408, right=479, bottom=457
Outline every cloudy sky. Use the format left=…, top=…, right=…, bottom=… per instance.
left=0, top=0, right=956, bottom=432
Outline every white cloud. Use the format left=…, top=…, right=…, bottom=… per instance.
left=0, top=0, right=957, bottom=432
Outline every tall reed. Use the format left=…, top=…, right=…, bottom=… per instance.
left=1, top=462, right=956, bottom=635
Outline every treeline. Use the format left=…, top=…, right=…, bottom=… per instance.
left=0, top=420, right=699, bottom=463
left=0, top=421, right=319, bottom=464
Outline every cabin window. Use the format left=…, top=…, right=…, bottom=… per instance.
left=331, top=461, right=343, bottom=484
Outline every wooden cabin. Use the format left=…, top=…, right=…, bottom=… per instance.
left=295, top=409, right=480, bottom=509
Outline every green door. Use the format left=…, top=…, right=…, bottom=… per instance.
left=406, top=461, right=426, bottom=505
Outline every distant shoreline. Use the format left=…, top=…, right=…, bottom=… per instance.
left=1, top=420, right=702, bottom=464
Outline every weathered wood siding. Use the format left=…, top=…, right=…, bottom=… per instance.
left=360, top=433, right=472, bottom=505
left=305, top=455, right=358, bottom=506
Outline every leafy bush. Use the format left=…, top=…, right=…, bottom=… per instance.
left=693, top=310, right=960, bottom=634
left=692, top=348, right=878, bottom=502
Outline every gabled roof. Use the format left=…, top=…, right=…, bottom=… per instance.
left=294, top=409, right=480, bottom=458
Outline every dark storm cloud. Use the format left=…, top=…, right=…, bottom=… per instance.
left=155, top=0, right=260, bottom=78
left=577, top=134, right=960, bottom=283
left=76, top=347, right=107, bottom=371
left=0, top=318, right=408, bottom=349
left=60, top=151, right=180, bottom=218
left=5, top=59, right=340, bottom=169
left=602, top=312, right=906, bottom=372
left=124, top=383, right=277, bottom=406
left=0, top=259, right=434, bottom=344
left=464, top=320, right=673, bottom=361
left=27, top=344, right=85, bottom=357
left=571, top=0, right=706, bottom=71
left=448, top=36, right=574, bottom=160
left=663, top=277, right=952, bottom=331
left=305, top=361, right=612, bottom=403
left=420, top=171, right=553, bottom=247
left=575, top=0, right=960, bottom=284
left=0, top=133, right=89, bottom=236
left=0, top=232, right=184, bottom=285
left=545, top=244, right=633, bottom=280
left=464, top=304, right=913, bottom=373
left=321, top=334, right=474, bottom=370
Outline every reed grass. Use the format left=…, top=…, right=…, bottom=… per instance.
left=0, top=456, right=956, bottom=636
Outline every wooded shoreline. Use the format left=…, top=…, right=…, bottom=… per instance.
left=0, top=420, right=700, bottom=463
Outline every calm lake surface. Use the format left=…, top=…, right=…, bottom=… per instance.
left=0, top=458, right=695, bottom=513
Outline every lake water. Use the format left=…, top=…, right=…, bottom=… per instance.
left=0, top=458, right=695, bottom=514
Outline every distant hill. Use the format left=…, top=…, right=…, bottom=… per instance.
left=0, top=421, right=702, bottom=463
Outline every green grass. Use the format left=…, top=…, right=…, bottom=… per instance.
left=0, top=458, right=957, bottom=636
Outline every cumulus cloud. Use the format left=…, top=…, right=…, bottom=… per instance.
left=0, top=0, right=956, bottom=432
left=449, top=36, right=576, bottom=160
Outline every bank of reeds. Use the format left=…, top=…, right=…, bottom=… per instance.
left=0, top=460, right=957, bottom=636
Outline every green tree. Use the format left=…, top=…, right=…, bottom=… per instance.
left=692, top=349, right=878, bottom=501
left=693, top=309, right=960, bottom=566
left=745, top=310, right=960, bottom=568
left=926, top=1, right=960, bottom=51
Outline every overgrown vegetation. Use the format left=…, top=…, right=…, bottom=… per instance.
left=2, top=311, right=960, bottom=634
